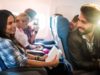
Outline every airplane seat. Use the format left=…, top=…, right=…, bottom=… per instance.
left=56, top=16, right=70, bottom=60
left=0, top=56, right=7, bottom=71
left=50, top=15, right=73, bottom=72
left=50, top=16, right=64, bottom=54
left=50, top=15, right=70, bottom=59
left=0, top=56, right=47, bottom=75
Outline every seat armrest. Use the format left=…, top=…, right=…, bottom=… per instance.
left=0, top=67, right=47, bottom=75
left=27, top=50, right=45, bottom=56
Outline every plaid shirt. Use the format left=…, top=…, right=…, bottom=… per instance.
left=0, top=37, right=27, bottom=71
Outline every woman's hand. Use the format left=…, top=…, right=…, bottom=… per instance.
left=40, top=54, right=48, bottom=61
left=48, top=55, right=59, bottom=67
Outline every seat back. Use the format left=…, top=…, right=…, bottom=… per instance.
left=50, top=15, right=70, bottom=59
left=57, top=16, right=70, bottom=60
left=50, top=16, right=64, bottom=56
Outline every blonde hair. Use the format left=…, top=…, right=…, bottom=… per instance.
left=19, top=13, right=30, bottom=21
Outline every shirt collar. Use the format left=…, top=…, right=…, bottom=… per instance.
left=82, top=35, right=94, bottom=43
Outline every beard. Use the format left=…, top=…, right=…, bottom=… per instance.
left=78, top=27, right=93, bottom=35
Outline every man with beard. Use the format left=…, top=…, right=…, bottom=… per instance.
left=68, top=3, right=100, bottom=75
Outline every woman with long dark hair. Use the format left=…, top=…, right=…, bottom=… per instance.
left=0, top=9, right=72, bottom=75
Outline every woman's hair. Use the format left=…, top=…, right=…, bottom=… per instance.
left=18, top=12, right=30, bottom=22
left=0, top=10, right=26, bottom=50
left=0, top=10, right=15, bottom=38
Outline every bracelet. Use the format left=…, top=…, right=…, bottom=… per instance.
left=35, top=56, right=40, bottom=60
